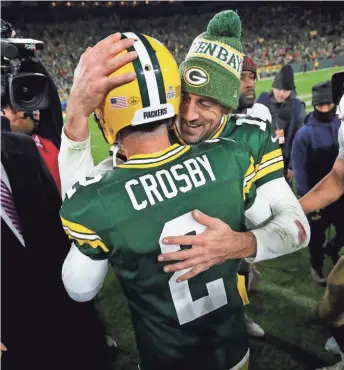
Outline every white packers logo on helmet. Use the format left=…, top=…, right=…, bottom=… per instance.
left=184, top=66, right=209, bottom=87
left=94, top=32, right=181, bottom=145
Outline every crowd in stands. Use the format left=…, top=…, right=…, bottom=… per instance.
left=13, top=3, right=344, bottom=100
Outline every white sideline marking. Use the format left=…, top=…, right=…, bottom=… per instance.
left=259, top=280, right=318, bottom=310
left=258, top=66, right=343, bottom=81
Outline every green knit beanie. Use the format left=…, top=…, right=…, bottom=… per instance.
left=180, top=10, right=244, bottom=109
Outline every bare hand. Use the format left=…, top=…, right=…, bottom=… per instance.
left=158, top=210, right=256, bottom=282
left=1, top=343, right=7, bottom=351
left=67, top=33, right=138, bottom=119
left=287, top=169, right=294, bottom=182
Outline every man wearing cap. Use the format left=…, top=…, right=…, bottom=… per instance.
left=257, top=65, right=306, bottom=184
left=234, top=56, right=272, bottom=122
left=299, top=72, right=344, bottom=370
left=300, top=72, right=344, bottom=212
left=59, top=11, right=310, bottom=284
left=292, top=81, right=344, bottom=284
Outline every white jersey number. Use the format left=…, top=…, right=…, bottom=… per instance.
left=66, top=175, right=103, bottom=200
left=159, top=212, right=228, bottom=325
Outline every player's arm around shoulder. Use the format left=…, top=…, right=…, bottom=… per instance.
left=60, top=175, right=110, bottom=302
left=236, top=116, right=310, bottom=262
left=244, top=123, right=310, bottom=263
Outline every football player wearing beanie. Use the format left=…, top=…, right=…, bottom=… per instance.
left=59, top=11, right=310, bottom=295
left=160, top=11, right=309, bottom=279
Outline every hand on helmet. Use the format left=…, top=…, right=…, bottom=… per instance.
left=68, top=32, right=137, bottom=119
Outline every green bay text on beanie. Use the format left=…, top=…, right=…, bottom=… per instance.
left=180, top=10, right=244, bottom=109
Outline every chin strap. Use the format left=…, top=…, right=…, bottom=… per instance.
left=111, top=144, right=120, bottom=168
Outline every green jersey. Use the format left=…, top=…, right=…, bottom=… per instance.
left=61, top=139, right=255, bottom=370
left=172, top=113, right=284, bottom=188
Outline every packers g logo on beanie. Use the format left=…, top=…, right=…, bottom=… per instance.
left=180, top=10, right=244, bottom=109
left=184, top=67, right=209, bottom=87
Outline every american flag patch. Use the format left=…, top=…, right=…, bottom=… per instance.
left=110, top=96, right=128, bottom=108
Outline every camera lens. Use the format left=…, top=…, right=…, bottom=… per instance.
left=9, top=73, right=49, bottom=111
left=14, top=80, right=36, bottom=103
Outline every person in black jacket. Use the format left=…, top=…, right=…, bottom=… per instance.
left=292, top=81, right=343, bottom=284
left=1, top=119, right=113, bottom=370
left=257, top=64, right=306, bottom=185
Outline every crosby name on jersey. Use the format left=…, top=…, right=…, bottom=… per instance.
left=125, top=152, right=216, bottom=210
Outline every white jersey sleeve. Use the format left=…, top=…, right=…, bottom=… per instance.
left=58, top=128, right=95, bottom=199
left=246, top=102, right=272, bottom=123
left=58, top=128, right=119, bottom=199
left=338, top=123, right=344, bottom=159
left=245, top=177, right=310, bottom=263
left=62, top=243, right=108, bottom=302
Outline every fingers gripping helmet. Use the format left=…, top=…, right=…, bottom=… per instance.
left=94, top=33, right=181, bottom=145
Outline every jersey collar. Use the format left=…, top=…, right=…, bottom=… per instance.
left=118, top=143, right=190, bottom=169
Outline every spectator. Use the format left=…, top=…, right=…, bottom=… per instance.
left=298, top=70, right=344, bottom=370
left=292, top=80, right=344, bottom=283
left=257, top=64, right=306, bottom=184
left=6, top=3, right=343, bottom=99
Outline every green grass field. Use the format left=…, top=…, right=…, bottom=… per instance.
left=88, top=66, right=344, bottom=370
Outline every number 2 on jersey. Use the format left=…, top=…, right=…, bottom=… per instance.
left=159, top=212, right=228, bottom=325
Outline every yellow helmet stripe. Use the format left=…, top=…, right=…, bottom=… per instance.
left=136, top=33, right=167, bottom=105
left=123, top=32, right=160, bottom=108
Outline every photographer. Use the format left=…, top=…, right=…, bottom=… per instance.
left=1, top=106, right=61, bottom=192
left=1, top=21, right=113, bottom=370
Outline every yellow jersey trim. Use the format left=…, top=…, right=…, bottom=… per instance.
left=127, top=143, right=181, bottom=160
left=255, top=148, right=284, bottom=181
left=61, top=216, right=109, bottom=253
left=255, top=161, right=284, bottom=181
left=61, top=216, right=95, bottom=235
left=118, top=145, right=191, bottom=169
left=243, top=156, right=256, bottom=200
left=259, top=148, right=283, bottom=165
left=212, top=115, right=229, bottom=139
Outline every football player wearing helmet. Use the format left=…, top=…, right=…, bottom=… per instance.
left=61, top=31, right=258, bottom=370
left=59, top=11, right=310, bottom=278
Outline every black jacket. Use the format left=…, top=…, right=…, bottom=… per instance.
left=1, top=131, right=110, bottom=370
left=257, top=90, right=306, bottom=170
